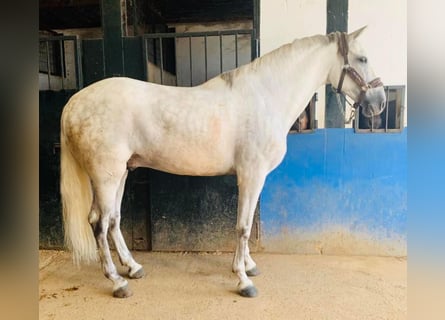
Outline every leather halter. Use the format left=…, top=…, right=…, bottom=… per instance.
left=335, top=32, right=383, bottom=108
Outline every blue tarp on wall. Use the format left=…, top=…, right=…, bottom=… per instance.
left=260, top=128, right=407, bottom=255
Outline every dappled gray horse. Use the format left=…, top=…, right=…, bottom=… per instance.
left=60, top=27, right=385, bottom=298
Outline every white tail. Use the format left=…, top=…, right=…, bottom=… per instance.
left=60, top=126, right=98, bottom=264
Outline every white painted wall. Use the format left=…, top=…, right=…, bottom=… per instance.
left=260, top=0, right=407, bottom=127
left=261, top=0, right=327, bottom=126
left=349, top=0, right=407, bottom=126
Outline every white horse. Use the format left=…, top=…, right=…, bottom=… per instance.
left=60, top=26, right=385, bottom=298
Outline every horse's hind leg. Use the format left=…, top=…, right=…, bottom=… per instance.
left=109, top=170, right=145, bottom=279
left=91, top=175, right=132, bottom=298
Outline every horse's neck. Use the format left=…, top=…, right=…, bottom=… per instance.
left=247, top=36, right=336, bottom=132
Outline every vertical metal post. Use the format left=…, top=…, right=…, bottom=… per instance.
left=252, top=0, right=260, bottom=59
left=204, top=35, right=208, bottom=81
left=219, top=34, right=223, bottom=73
left=75, top=37, right=83, bottom=89
left=59, top=39, right=65, bottom=89
left=142, top=37, right=148, bottom=80
left=174, top=35, right=178, bottom=85
left=189, top=37, right=193, bottom=86
left=234, top=33, right=238, bottom=67
left=159, top=37, right=164, bottom=85
left=45, top=41, right=51, bottom=90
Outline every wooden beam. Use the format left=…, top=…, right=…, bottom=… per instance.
left=40, top=0, right=99, bottom=8
left=101, top=0, right=124, bottom=77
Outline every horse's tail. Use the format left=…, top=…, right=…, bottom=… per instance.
left=60, top=118, right=98, bottom=264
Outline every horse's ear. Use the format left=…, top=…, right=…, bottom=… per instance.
left=348, top=26, right=367, bottom=40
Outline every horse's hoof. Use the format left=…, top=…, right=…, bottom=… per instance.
left=239, top=285, right=258, bottom=298
left=113, top=285, right=133, bottom=298
left=129, top=267, right=145, bottom=279
left=246, top=266, right=260, bottom=277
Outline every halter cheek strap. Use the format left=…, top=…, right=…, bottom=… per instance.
left=335, top=32, right=383, bottom=108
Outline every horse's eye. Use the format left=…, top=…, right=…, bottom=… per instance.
left=359, top=57, right=368, bottom=63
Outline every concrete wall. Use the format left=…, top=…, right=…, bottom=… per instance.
left=260, top=129, right=407, bottom=256
left=260, top=0, right=327, bottom=126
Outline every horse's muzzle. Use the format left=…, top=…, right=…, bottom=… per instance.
left=360, top=87, right=386, bottom=117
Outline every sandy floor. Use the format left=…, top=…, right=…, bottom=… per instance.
left=39, top=250, right=406, bottom=320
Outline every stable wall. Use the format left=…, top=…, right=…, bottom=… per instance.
left=348, top=0, right=407, bottom=127
left=172, top=21, right=253, bottom=86
left=260, top=0, right=407, bottom=128
left=260, top=129, right=407, bottom=256
left=259, top=0, right=407, bottom=255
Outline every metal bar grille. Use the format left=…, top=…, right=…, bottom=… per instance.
left=142, top=29, right=254, bottom=87
left=39, top=35, right=80, bottom=91
left=354, top=85, right=405, bottom=133
left=289, top=93, right=318, bottom=134
left=143, top=30, right=253, bottom=39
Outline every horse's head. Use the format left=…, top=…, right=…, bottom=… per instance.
left=329, top=26, right=386, bottom=118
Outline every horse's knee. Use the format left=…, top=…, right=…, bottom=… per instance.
left=236, top=226, right=250, bottom=241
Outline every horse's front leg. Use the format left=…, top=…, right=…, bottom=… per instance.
left=245, top=242, right=260, bottom=276
left=233, top=221, right=260, bottom=277
left=232, top=171, right=266, bottom=297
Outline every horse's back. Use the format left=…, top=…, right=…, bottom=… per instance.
left=61, top=77, right=239, bottom=176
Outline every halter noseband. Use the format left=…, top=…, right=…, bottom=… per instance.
left=335, top=32, right=383, bottom=108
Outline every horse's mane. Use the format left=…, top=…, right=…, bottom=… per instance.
left=216, top=33, right=333, bottom=88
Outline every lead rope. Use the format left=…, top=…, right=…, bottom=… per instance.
left=332, top=86, right=356, bottom=124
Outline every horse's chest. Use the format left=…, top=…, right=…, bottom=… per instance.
left=238, top=128, right=287, bottom=172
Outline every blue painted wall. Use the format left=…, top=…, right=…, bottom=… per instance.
left=260, top=128, right=407, bottom=255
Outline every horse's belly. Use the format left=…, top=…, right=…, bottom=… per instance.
left=128, top=147, right=235, bottom=176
